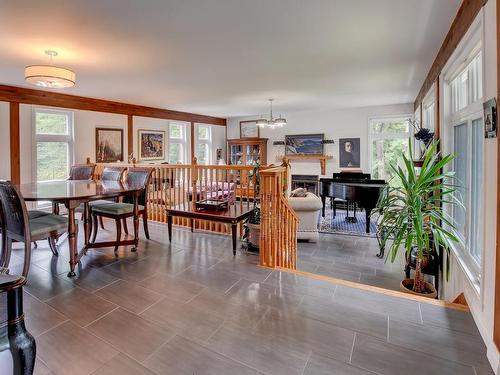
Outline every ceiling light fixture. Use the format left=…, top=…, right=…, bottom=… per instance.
left=25, top=50, right=76, bottom=88
left=256, top=99, right=287, bottom=128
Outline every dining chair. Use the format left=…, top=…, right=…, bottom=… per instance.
left=90, top=168, right=153, bottom=251
left=0, top=181, right=68, bottom=277
left=52, top=163, right=96, bottom=214
left=89, top=166, right=127, bottom=230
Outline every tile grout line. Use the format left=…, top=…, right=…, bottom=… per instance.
left=418, top=302, right=424, bottom=324
left=300, top=350, right=313, bottom=375
left=35, top=318, right=70, bottom=338
left=83, top=306, right=120, bottom=328
left=349, top=332, right=357, bottom=364
left=386, top=316, right=390, bottom=342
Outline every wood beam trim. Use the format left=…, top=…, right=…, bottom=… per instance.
left=414, top=0, right=487, bottom=110
left=190, top=121, right=195, bottom=163
left=9, top=102, right=20, bottom=184
left=127, top=115, right=133, bottom=158
left=0, top=84, right=226, bottom=126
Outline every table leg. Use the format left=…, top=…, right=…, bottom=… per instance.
left=167, top=214, right=172, bottom=243
left=83, top=202, right=90, bottom=247
left=321, top=196, right=326, bottom=217
left=67, top=207, right=77, bottom=277
left=231, top=223, right=237, bottom=256
left=132, top=193, right=139, bottom=252
left=191, top=219, right=194, bottom=233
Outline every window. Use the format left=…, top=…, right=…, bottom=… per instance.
left=196, top=125, right=212, bottom=165
left=168, top=122, right=186, bottom=164
left=369, top=117, right=411, bottom=186
left=450, top=51, right=482, bottom=113
left=33, top=108, right=74, bottom=182
left=445, top=44, right=484, bottom=285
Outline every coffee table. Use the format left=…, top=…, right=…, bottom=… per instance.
left=165, top=203, right=256, bottom=255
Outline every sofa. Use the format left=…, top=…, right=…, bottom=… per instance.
left=288, top=191, right=323, bottom=242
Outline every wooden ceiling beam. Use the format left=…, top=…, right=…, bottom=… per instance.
left=414, top=0, right=487, bottom=110
left=0, top=84, right=227, bottom=126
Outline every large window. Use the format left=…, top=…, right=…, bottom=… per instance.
left=196, top=125, right=212, bottom=165
left=369, top=117, right=411, bottom=186
left=33, top=108, right=74, bottom=182
left=447, top=48, right=484, bottom=284
left=168, top=122, right=186, bottom=164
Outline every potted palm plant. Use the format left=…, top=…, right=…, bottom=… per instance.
left=373, top=141, right=460, bottom=298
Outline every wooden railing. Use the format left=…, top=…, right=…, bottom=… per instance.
left=94, top=161, right=257, bottom=234
left=259, top=165, right=298, bottom=269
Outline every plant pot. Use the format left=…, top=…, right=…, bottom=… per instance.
left=247, top=223, right=260, bottom=249
left=400, top=278, right=437, bottom=299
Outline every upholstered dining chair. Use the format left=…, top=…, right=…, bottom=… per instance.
left=89, top=166, right=127, bottom=230
left=90, top=168, right=153, bottom=251
left=0, top=181, right=68, bottom=277
left=52, top=164, right=97, bottom=216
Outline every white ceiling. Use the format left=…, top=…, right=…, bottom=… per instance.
left=0, top=0, right=461, bottom=118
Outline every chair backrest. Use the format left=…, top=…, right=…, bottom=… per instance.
left=69, top=164, right=96, bottom=181
left=124, top=168, right=153, bottom=206
left=0, top=181, right=31, bottom=276
left=101, top=166, right=126, bottom=182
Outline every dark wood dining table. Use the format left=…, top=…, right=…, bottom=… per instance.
left=18, top=180, right=144, bottom=277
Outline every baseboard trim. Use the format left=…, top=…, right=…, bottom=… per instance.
left=268, top=266, right=469, bottom=311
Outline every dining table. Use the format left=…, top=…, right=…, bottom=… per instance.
left=17, top=180, right=145, bottom=277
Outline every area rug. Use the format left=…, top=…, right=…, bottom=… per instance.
left=319, top=207, right=378, bottom=237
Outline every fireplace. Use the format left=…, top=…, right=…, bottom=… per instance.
left=291, top=174, right=319, bottom=195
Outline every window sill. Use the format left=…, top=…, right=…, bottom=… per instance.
left=449, top=244, right=481, bottom=297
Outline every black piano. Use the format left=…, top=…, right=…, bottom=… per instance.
left=319, top=172, right=386, bottom=233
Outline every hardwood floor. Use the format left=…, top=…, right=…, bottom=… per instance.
left=2, top=220, right=492, bottom=375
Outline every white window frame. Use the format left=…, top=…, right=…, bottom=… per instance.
left=32, top=107, right=74, bottom=182
left=422, top=85, right=436, bottom=132
left=168, top=121, right=187, bottom=164
left=441, top=12, right=485, bottom=292
left=196, top=124, right=212, bottom=165
left=368, top=114, right=412, bottom=180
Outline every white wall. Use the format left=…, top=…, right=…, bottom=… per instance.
left=439, top=1, right=499, bottom=372
left=17, top=104, right=128, bottom=183
left=0, top=103, right=227, bottom=182
left=227, top=103, right=413, bottom=176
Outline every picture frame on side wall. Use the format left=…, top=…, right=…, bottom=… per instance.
left=138, top=129, right=166, bottom=161
left=240, top=120, right=260, bottom=138
left=339, top=138, right=360, bottom=169
left=95, top=128, right=124, bottom=163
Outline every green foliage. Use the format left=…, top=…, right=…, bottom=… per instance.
left=36, top=112, right=68, bottom=135
left=37, top=142, right=69, bottom=181
left=372, top=140, right=461, bottom=280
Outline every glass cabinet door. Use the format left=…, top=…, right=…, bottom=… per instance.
left=246, top=144, right=260, bottom=165
left=230, top=144, right=243, bottom=165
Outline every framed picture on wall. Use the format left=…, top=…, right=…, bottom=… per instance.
left=285, top=134, right=324, bottom=155
left=95, top=128, right=124, bottom=163
left=240, top=120, right=260, bottom=138
left=339, top=138, right=360, bottom=168
left=138, top=129, right=166, bottom=161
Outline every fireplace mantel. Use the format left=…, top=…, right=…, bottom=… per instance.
left=279, top=155, right=333, bottom=175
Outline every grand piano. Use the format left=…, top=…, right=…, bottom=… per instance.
left=319, top=172, right=386, bottom=233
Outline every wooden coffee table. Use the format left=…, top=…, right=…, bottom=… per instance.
left=165, top=203, right=256, bottom=255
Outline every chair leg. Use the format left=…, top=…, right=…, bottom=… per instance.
left=91, top=215, right=99, bottom=243
left=143, top=213, right=150, bottom=240
left=33, top=242, right=38, bottom=249
left=22, top=240, right=31, bottom=277
left=99, top=216, right=105, bottom=230
left=122, top=218, right=129, bottom=235
left=114, top=219, right=121, bottom=253
left=47, top=236, right=59, bottom=256
left=2, top=238, right=13, bottom=272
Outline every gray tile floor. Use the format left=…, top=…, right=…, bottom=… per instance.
left=2, top=220, right=492, bottom=375
left=297, top=233, right=409, bottom=291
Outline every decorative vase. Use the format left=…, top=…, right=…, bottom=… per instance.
left=247, top=223, right=260, bottom=249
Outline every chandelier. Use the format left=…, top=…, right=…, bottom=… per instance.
left=25, top=50, right=76, bottom=88
left=256, top=99, right=287, bottom=128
